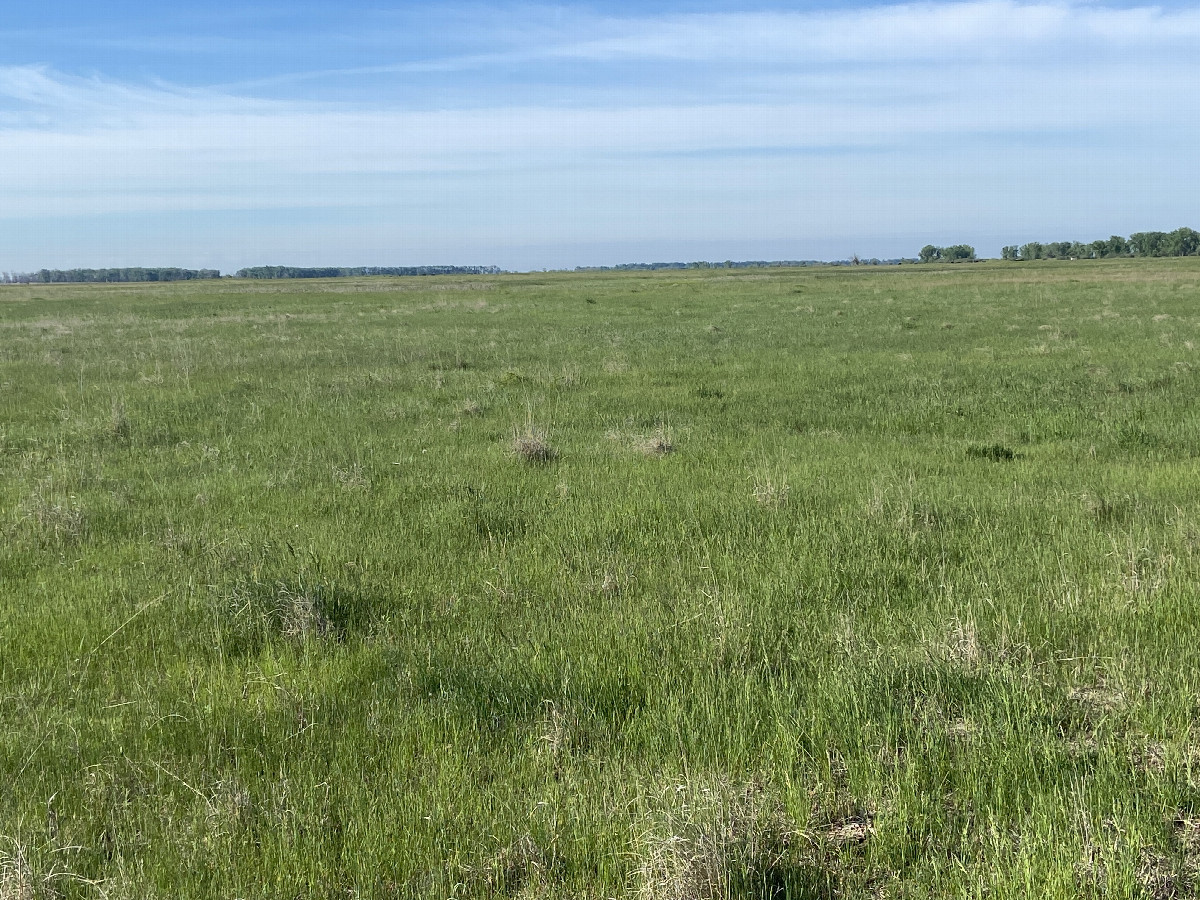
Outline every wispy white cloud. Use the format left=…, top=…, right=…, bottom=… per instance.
left=160, top=0, right=1200, bottom=95
left=553, top=2, right=1200, bottom=63
left=1, top=1, right=1199, bottom=269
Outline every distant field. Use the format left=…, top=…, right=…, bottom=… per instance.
left=3, top=261, right=1200, bottom=898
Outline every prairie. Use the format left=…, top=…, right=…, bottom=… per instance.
left=2, top=260, right=1200, bottom=898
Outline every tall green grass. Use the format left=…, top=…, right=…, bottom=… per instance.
left=2, top=260, right=1199, bottom=897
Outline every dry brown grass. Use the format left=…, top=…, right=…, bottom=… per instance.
left=277, top=584, right=333, bottom=640
left=1068, top=683, right=1126, bottom=714
left=19, top=490, right=87, bottom=546
left=512, top=420, right=557, bottom=463
left=635, top=778, right=794, bottom=900
left=751, top=476, right=789, bottom=508
left=466, top=833, right=546, bottom=898
left=942, top=618, right=983, bottom=669
left=639, top=426, right=676, bottom=457
left=536, top=700, right=585, bottom=761
left=1076, top=817, right=1191, bottom=899
left=0, top=843, right=34, bottom=900
left=331, top=462, right=370, bottom=490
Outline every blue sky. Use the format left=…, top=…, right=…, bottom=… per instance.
left=2, top=1, right=1200, bottom=271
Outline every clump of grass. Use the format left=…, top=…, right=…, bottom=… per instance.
left=536, top=700, right=585, bottom=759
left=480, top=833, right=546, bottom=897
left=751, top=475, right=789, bottom=508
left=1076, top=822, right=1188, bottom=900
left=943, top=618, right=982, bottom=668
left=277, top=583, right=333, bottom=640
left=109, top=399, right=132, bottom=443
left=332, top=462, right=370, bottom=490
left=966, top=443, right=1015, bottom=461
left=639, top=425, right=675, bottom=456
left=1082, top=491, right=1130, bottom=525
left=0, top=841, right=35, bottom=900
left=458, top=399, right=482, bottom=416
left=512, top=419, right=557, bottom=463
left=19, top=490, right=87, bottom=546
left=636, top=778, right=794, bottom=900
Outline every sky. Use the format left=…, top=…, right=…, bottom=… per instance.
left=2, top=0, right=1199, bottom=272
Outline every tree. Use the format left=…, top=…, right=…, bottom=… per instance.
left=1020, top=242, right=1043, bottom=260
left=919, top=245, right=941, bottom=263
left=1129, top=231, right=1167, bottom=257
left=1106, top=235, right=1130, bottom=257
left=1001, top=246, right=1019, bottom=261
left=1166, top=227, right=1200, bottom=257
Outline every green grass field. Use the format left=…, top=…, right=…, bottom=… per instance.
left=2, top=260, right=1200, bottom=898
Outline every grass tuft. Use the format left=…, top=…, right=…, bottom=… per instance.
left=481, top=833, right=546, bottom=897
left=109, top=399, right=132, bottom=444
left=751, top=475, right=790, bottom=508
left=966, top=443, right=1015, bottom=461
left=0, top=843, right=34, bottom=900
left=639, top=425, right=676, bottom=457
left=636, top=778, right=794, bottom=900
left=512, top=419, right=557, bottom=463
left=1082, top=491, right=1130, bottom=525
left=18, top=490, right=87, bottom=546
left=277, top=583, right=334, bottom=640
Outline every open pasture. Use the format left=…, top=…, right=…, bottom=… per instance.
left=3, top=261, right=1200, bottom=898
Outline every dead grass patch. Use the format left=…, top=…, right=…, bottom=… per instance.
left=1082, top=491, right=1132, bottom=525
left=512, top=420, right=557, bottom=464
left=277, top=583, right=334, bottom=639
left=0, top=843, right=34, bottom=900
left=635, top=778, right=795, bottom=900
left=332, top=462, right=370, bottom=490
left=751, top=476, right=789, bottom=508
left=1111, top=539, right=1174, bottom=599
left=639, top=426, right=676, bottom=457
left=18, top=490, right=87, bottom=546
left=459, top=833, right=547, bottom=898
left=1069, top=684, right=1126, bottom=714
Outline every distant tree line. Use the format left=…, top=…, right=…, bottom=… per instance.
left=918, top=245, right=978, bottom=263
left=1, top=268, right=221, bottom=284
left=1001, top=228, right=1200, bottom=261
left=576, top=260, right=815, bottom=272
left=234, top=265, right=502, bottom=279
left=572, top=259, right=907, bottom=272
